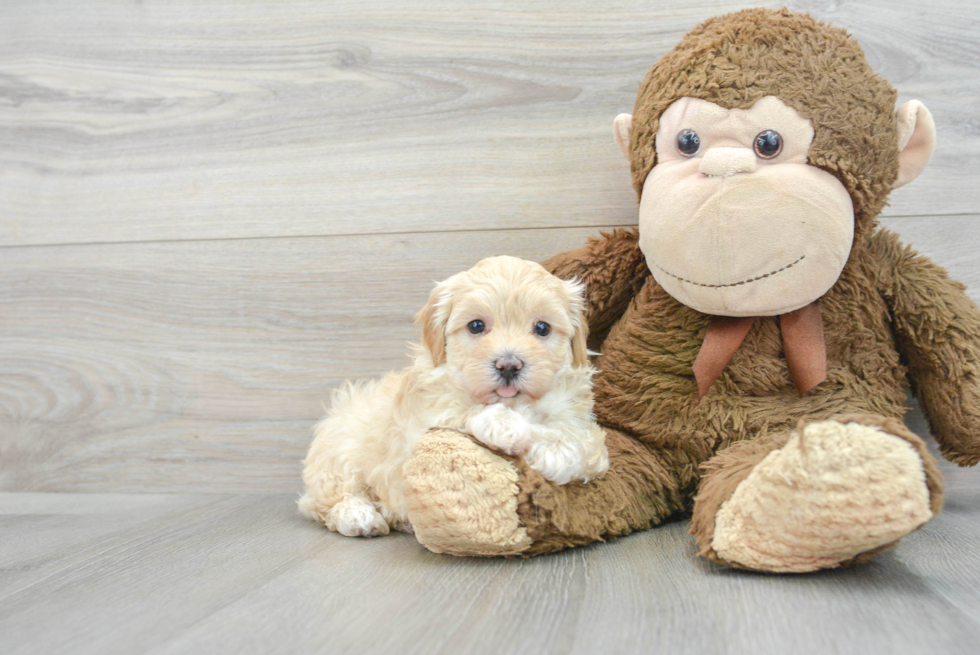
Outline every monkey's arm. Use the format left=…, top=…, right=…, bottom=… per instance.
left=542, top=228, right=649, bottom=343
left=878, top=230, right=980, bottom=466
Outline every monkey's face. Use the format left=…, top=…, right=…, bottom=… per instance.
left=637, top=96, right=854, bottom=317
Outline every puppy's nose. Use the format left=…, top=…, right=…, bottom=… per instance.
left=495, top=356, right=524, bottom=383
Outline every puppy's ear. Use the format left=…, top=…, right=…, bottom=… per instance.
left=415, top=275, right=459, bottom=366
left=563, top=278, right=590, bottom=367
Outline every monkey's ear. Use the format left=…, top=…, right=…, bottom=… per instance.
left=613, top=114, right=633, bottom=162
left=894, top=100, right=936, bottom=189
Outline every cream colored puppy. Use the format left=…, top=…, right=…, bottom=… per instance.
left=299, top=255, right=609, bottom=538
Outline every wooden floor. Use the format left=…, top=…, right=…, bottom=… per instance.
left=2, top=412, right=980, bottom=655
left=2, top=1, right=980, bottom=653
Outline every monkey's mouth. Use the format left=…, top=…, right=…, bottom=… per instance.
left=652, top=254, right=806, bottom=289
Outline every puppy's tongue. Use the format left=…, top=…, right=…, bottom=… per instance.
left=495, top=386, right=519, bottom=398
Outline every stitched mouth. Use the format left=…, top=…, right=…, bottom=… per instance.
left=652, top=254, right=805, bottom=289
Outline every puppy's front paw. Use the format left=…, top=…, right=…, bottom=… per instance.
left=524, top=425, right=609, bottom=485
left=525, top=439, right=586, bottom=485
left=468, top=403, right=533, bottom=456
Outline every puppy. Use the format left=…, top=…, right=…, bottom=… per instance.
left=299, top=255, right=609, bottom=537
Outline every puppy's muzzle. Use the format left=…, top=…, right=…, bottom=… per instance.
left=494, top=355, right=524, bottom=384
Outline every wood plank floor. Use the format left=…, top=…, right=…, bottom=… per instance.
left=2, top=412, right=979, bottom=655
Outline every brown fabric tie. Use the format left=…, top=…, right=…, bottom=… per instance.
left=692, top=301, right=826, bottom=400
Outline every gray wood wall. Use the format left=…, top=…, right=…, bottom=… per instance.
left=2, top=0, right=978, bottom=493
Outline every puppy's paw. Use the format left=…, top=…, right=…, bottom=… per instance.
left=468, top=403, right=533, bottom=456
left=525, top=439, right=586, bottom=485
left=524, top=425, right=609, bottom=485
left=328, top=495, right=390, bottom=538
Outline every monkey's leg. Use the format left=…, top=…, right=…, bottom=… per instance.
left=402, top=427, right=685, bottom=557
left=690, top=414, right=944, bottom=573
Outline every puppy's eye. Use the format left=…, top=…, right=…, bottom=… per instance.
left=754, top=130, right=783, bottom=159
left=533, top=321, right=551, bottom=337
left=676, top=129, right=700, bottom=157
left=467, top=320, right=485, bottom=335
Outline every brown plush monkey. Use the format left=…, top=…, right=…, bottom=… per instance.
left=401, top=8, right=980, bottom=572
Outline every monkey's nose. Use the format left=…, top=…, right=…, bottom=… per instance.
left=699, top=147, right=757, bottom=177
left=495, top=356, right=524, bottom=383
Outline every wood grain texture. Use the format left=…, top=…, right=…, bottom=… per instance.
left=2, top=218, right=979, bottom=493
left=0, top=226, right=616, bottom=492
left=1, top=0, right=978, bottom=247
left=1, top=485, right=978, bottom=655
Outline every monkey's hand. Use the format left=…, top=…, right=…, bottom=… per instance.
left=884, top=232, right=980, bottom=466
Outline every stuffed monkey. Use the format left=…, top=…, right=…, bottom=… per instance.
left=401, top=8, right=980, bottom=572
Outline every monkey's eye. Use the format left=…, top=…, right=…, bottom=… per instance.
left=676, top=129, right=701, bottom=157
left=754, top=130, right=783, bottom=159
left=533, top=321, right=551, bottom=337
left=467, top=320, right=485, bottom=335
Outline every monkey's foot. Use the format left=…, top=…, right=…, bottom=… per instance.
left=403, top=429, right=532, bottom=557
left=706, top=415, right=942, bottom=573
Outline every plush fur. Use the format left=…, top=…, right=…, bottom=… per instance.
left=629, top=8, right=899, bottom=238
left=299, top=256, right=608, bottom=537
left=400, top=9, right=980, bottom=569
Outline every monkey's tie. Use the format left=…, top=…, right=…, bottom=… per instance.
left=692, top=301, right=826, bottom=400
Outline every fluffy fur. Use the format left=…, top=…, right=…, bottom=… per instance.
left=299, top=256, right=608, bottom=537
